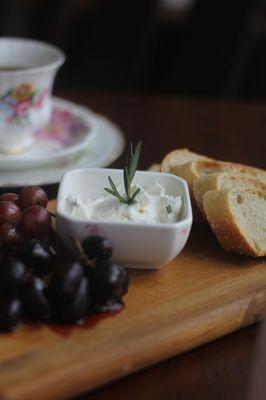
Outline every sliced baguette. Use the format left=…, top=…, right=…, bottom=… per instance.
left=170, top=161, right=203, bottom=221
left=193, top=172, right=266, bottom=216
left=195, top=160, right=266, bottom=183
left=171, top=159, right=266, bottom=192
left=203, top=188, right=266, bottom=257
left=170, top=159, right=266, bottom=222
left=161, top=148, right=212, bottom=173
left=148, top=163, right=161, bottom=172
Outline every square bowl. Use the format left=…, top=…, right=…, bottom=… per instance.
left=56, top=168, right=193, bottom=269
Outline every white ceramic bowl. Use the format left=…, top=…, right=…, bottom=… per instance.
left=56, top=168, right=193, bottom=269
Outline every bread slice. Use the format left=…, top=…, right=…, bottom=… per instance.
left=170, top=159, right=266, bottom=222
left=148, top=163, right=161, bottom=172
left=194, top=160, right=266, bottom=183
left=193, top=172, right=266, bottom=216
left=203, top=188, right=266, bottom=257
left=171, top=159, right=266, bottom=192
left=161, top=148, right=212, bottom=173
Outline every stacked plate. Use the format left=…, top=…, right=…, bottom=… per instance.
left=0, top=97, right=125, bottom=187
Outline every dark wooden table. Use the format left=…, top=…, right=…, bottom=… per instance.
left=7, top=91, right=266, bottom=400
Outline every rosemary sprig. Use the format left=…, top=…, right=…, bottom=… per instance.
left=104, top=141, right=142, bottom=205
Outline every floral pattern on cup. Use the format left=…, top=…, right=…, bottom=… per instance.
left=0, top=83, right=49, bottom=125
left=34, top=108, right=90, bottom=148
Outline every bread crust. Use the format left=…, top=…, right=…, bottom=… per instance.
left=195, top=160, right=266, bottom=182
left=170, top=161, right=203, bottom=222
left=193, top=173, right=266, bottom=216
left=160, top=149, right=266, bottom=249
left=203, top=189, right=266, bottom=257
left=161, top=149, right=212, bottom=173
left=148, top=163, right=161, bottom=172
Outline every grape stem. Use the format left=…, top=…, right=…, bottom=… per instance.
left=70, top=235, right=95, bottom=268
left=48, top=211, right=56, bottom=218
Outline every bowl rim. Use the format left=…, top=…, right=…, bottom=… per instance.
left=56, top=167, right=193, bottom=229
left=0, top=37, right=65, bottom=75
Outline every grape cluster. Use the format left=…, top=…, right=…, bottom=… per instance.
left=46, top=236, right=129, bottom=323
left=0, top=186, right=50, bottom=246
left=0, top=187, right=129, bottom=332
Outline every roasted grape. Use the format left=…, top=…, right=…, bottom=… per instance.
left=0, top=201, right=22, bottom=226
left=0, top=257, right=27, bottom=293
left=55, top=277, right=90, bottom=323
left=90, top=260, right=129, bottom=311
left=0, top=222, right=23, bottom=246
left=82, top=236, right=113, bottom=260
left=0, top=296, right=23, bottom=331
left=19, top=205, right=51, bottom=238
left=49, top=262, right=84, bottom=303
left=0, top=193, right=18, bottom=203
left=17, top=186, right=48, bottom=210
left=21, top=275, right=50, bottom=320
left=23, top=239, right=56, bottom=275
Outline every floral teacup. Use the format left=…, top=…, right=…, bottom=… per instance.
left=0, top=38, right=65, bottom=154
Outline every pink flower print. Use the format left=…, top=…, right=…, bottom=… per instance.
left=6, top=114, right=16, bottom=123
left=15, top=100, right=30, bottom=116
left=34, top=89, right=49, bottom=109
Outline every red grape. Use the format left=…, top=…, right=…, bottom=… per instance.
left=17, top=186, right=48, bottom=210
left=0, top=222, right=23, bottom=245
left=21, top=275, right=50, bottom=319
left=0, top=193, right=18, bottom=203
left=0, top=201, right=22, bottom=226
left=0, top=296, right=23, bottom=331
left=19, top=206, right=51, bottom=238
left=55, top=277, right=89, bottom=323
left=82, top=236, right=113, bottom=260
left=0, top=257, right=27, bottom=293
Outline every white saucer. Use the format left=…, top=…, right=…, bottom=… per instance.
left=0, top=98, right=125, bottom=187
left=0, top=97, right=98, bottom=170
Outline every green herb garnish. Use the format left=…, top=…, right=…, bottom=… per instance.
left=104, top=141, right=142, bottom=205
left=166, top=205, right=172, bottom=214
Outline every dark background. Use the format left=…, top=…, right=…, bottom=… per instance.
left=1, top=0, right=266, bottom=97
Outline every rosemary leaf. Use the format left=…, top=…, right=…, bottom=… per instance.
left=104, top=142, right=142, bottom=205
left=128, top=141, right=142, bottom=183
left=123, top=167, right=130, bottom=199
left=104, top=187, right=116, bottom=196
left=130, top=187, right=141, bottom=203
left=108, top=177, right=125, bottom=203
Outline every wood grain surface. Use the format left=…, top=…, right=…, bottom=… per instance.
left=0, top=200, right=265, bottom=400
left=0, top=92, right=265, bottom=400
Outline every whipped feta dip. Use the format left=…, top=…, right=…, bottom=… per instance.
left=62, top=182, right=182, bottom=224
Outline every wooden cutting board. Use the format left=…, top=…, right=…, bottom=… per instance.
left=0, top=201, right=265, bottom=400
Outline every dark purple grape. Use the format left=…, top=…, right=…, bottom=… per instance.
left=0, top=201, right=22, bottom=226
left=82, top=236, right=113, bottom=260
left=21, top=275, right=50, bottom=320
left=0, top=296, right=23, bottom=331
left=55, top=277, right=90, bottom=323
left=17, top=186, right=48, bottom=210
left=0, top=222, right=23, bottom=246
left=19, top=205, right=51, bottom=238
left=0, top=257, right=27, bottom=293
left=90, top=260, right=129, bottom=311
left=23, top=239, right=56, bottom=275
left=0, top=193, right=18, bottom=203
left=49, top=262, right=84, bottom=304
left=42, top=228, right=56, bottom=247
